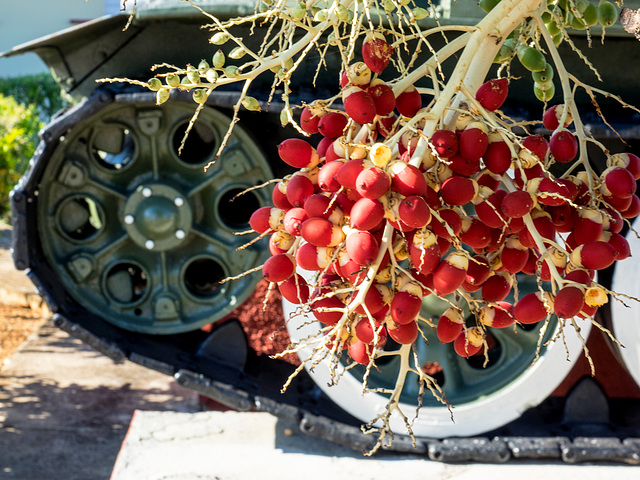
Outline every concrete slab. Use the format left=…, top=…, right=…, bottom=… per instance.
left=0, top=323, right=199, bottom=480
left=111, top=409, right=640, bottom=480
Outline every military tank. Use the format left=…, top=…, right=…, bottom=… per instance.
left=3, top=0, right=640, bottom=462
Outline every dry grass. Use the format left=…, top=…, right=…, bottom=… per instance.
left=0, top=303, right=44, bottom=369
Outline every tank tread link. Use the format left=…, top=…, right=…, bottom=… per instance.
left=4, top=2, right=640, bottom=463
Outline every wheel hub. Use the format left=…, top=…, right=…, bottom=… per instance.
left=123, top=183, right=192, bottom=251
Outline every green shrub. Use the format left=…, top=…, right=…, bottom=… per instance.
left=0, top=94, right=44, bottom=217
left=0, top=73, right=66, bottom=122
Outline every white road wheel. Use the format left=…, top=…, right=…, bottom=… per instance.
left=284, top=288, right=590, bottom=438
left=610, top=220, right=640, bottom=386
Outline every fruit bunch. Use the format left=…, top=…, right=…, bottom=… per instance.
left=251, top=48, right=639, bottom=367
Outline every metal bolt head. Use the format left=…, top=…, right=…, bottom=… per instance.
left=175, top=229, right=186, bottom=239
left=145, top=239, right=155, bottom=249
left=142, top=187, right=152, bottom=198
left=124, top=214, right=135, bottom=225
left=174, top=197, right=184, bottom=207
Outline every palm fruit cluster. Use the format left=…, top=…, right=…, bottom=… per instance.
left=248, top=28, right=640, bottom=366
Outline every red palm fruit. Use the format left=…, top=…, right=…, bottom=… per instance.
left=346, top=230, right=379, bottom=266
left=484, top=226, right=507, bottom=254
left=300, top=106, right=321, bottom=134
left=368, top=80, right=396, bottom=116
left=344, top=88, right=377, bottom=124
left=262, top=253, right=296, bottom=283
left=460, top=217, right=491, bottom=249
left=449, top=154, right=481, bottom=177
left=602, top=231, right=631, bottom=260
left=459, top=125, right=489, bottom=162
left=475, top=78, right=509, bottom=111
left=388, top=162, right=428, bottom=196
left=323, top=140, right=340, bottom=162
left=605, top=207, right=624, bottom=234
left=476, top=169, right=502, bottom=191
left=550, top=129, right=578, bottom=163
left=286, top=174, right=315, bottom=207
left=514, top=164, right=544, bottom=189
left=409, top=234, right=441, bottom=275
left=337, top=259, right=366, bottom=286
left=481, top=273, right=512, bottom=302
left=317, top=161, right=344, bottom=192
left=296, top=243, right=323, bottom=271
left=454, top=327, right=484, bottom=357
left=483, top=140, right=512, bottom=175
left=532, top=177, right=570, bottom=206
left=354, top=286, right=387, bottom=316
left=565, top=269, right=593, bottom=285
left=362, top=32, right=394, bottom=74
left=519, top=215, right=556, bottom=249
left=350, top=198, right=385, bottom=231
left=430, top=129, right=459, bottom=159
left=475, top=189, right=507, bottom=228
left=621, top=194, right=640, bottom=218
left=278, top=138, right=320, bottom=169
left=506, top=216, right=525, bottom=234
left=440, top=176, right=478, bottom=206
left=574, top=209, right=604, bottom=245
left=542, top=104, right=573, bottom=130
left=395, top=85, right=422, bottom=117
left=348, top=340, right=374, bottom=365
left=501, top=236, right=530, bottom=273
left=269, top=230, right=295, bottom=255
left=423, top=184, right=441, bottom=209
left=377, top=112, right=398, bottom=138
left=577, top=303, right=598, bottom=319
left=514, top=292, right=553, bottom=325
left=318, top=112, right=348, bottom=139
left=355, top=317, right=387, bottom=344
left=603, top=167, right=637, bottom=199
left=398, top=195, right=432, bottom=229
left=523, top=134, right=549, bottom=162
left=437, top=308, right=464, bottom=343
left=250, top=206, right=284, bottom=234
left=283, top=207, right=308, bottom=236
left=554, top=286, right=585, bottom=318
left=479, top=302, right=515, bottom=328
left=604, top=193, right=632, bottom=212
left=300, top=218, right=343, bottom=247
left=332, top=191, right=355, bottom=216
left=430, top=209, right=462, bottom=239
left=570, top=241, right=616, bottom=270
left=387, top=319, right=419, bottom=344
left=356, top=167, right=391, bottom=199
left=311, top=296, right=345, bottom=325
left=278, top=274, right=309, bottom=304
left=390, top=291, right=422, bottom=325
left=433, top=252, right=468, bottom=296
left=608, top=153, right=640, bottom=180
left=304, top=193, right=334, bottom=219
left=272, top=185, right=293, bottom=210
left=466, top=255, right=492, bottom=287
left=556, top=178, right=580, bottom=201
left=546, top=204, right=574, bottom=232
left=571, top=176, right=590, bottom=205
left=336, top=159, right=364, bottom=189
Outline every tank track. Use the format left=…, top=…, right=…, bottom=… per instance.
left=11, top=90, right=640, bottom=464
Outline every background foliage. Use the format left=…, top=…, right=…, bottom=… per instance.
left=0, top=74, right=66, bottom=219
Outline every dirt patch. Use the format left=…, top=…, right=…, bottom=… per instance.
left=0, top=302, right=45, bottom=369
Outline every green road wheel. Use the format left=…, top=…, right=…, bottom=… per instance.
left=37, top=100, right=273, bottom=334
